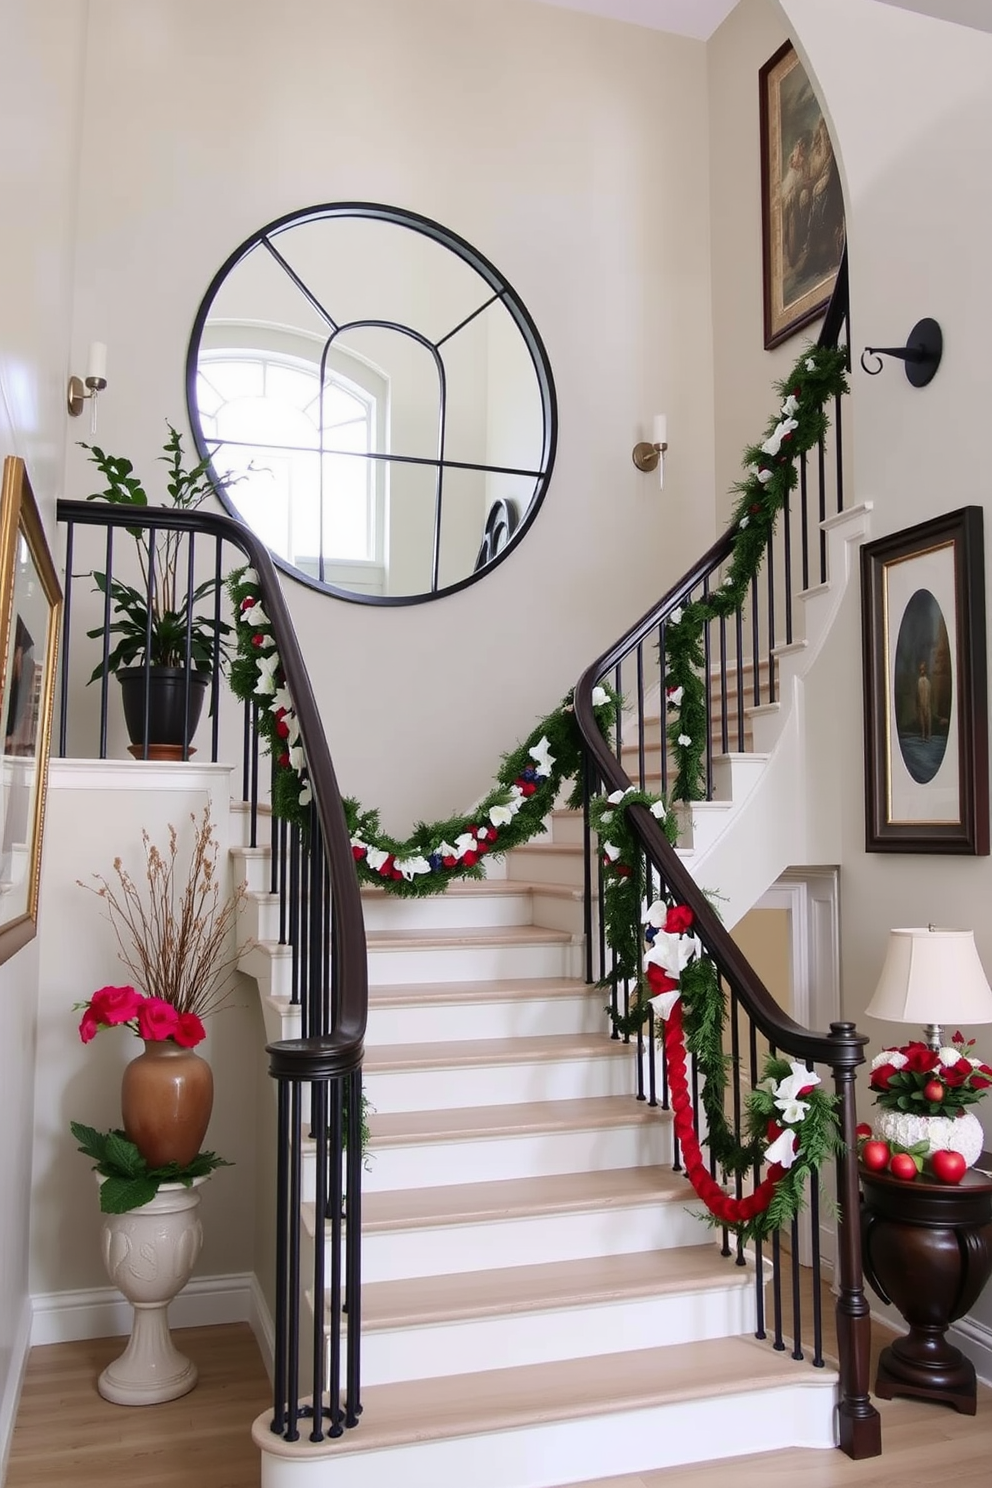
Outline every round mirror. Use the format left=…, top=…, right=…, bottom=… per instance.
left=186, top=203, right=557, bottom=604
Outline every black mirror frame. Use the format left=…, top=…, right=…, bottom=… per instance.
left=185, top=201, right=558, bottom=606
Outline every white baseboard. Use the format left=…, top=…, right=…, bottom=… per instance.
left=0, top=1296, right=33, bottom=1486
left=30, top=1271, right=255, bottom=1346
left=950, top=1313, right=992, bottom=1387
left=248, top=1272, right=275, bottom=1383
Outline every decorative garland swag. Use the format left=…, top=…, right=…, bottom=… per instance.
left=225, top=339, right=846, bottom=1237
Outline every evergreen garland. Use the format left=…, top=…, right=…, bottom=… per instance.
left=665, top=343, right=848, bottom=801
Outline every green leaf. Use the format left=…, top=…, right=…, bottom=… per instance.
left=99, top=1175, right=158, bottom=1214
left=103, top=1131, right=147, bottom=1178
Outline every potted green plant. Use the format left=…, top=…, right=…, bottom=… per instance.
left=81, top=423, right=236, bottom=756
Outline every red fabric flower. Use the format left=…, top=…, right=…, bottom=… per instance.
left=664, top=905, right=695, bottom=935
left=136, top=998, right=180, bottom=1042
left=462, top=850, right=479, bottom=867
left=904, top=1042, right=939, bottom=1073
left=943, top=1064, right=969, bottom=1088
left=78, top=1008, right=100, bottom=1044
left=971, top=1072, right=992, bottom=1090
left=856, top=1123, right=872, bottom=1140
left=89, top=984, right=142, bottom=1025
left=276, top=719, right=290, bottom=739
left=869, top=1063, right=897, bottom=1090
left=352, top=845, right=367, bottom=861
left=240, top=596, right=257, bottom=611
left=251, top=634, right=266, bottom=648
left=174, top=1012, right=206, bottom=1048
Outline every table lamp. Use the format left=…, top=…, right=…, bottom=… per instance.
left=865, top=926, right=992, bottom=1050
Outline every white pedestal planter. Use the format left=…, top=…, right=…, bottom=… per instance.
left=873, top=1108, right=986, bottom=1168
left=97, top=1177, right=207, bottom=1405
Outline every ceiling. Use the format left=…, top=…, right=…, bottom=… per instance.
left=527, top=1, right=740, bottom=41
left=531, top=0, right=992, bottom=41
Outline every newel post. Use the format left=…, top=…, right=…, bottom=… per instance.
left=830, top=1021, right=883, bottom=1458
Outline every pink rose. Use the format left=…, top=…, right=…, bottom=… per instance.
left=78, top=1008, right=100, bottom=1044
left=173, top=1012, right=206, bottom=1049
left=136, top=998, right=180, bottom=1042
left=89, top=985, right=141, bottom=1025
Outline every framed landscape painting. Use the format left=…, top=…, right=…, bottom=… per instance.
left=0, top=457, right=62, bottom=964
left=861, top=508, right=989, bottom=855
left=759, top=40, right=846, bottom=349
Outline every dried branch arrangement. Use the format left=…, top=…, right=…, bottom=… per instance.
left=79, top=805, right=247, bottom=1018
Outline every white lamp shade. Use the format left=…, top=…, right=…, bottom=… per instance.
left=866, top=927, right=992, bottom=1028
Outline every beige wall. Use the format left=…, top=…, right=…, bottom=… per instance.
left=779, top=0, right=992, bottom=1336
left=65, top=0, right=718, bottom=833
left=0, top=0, right=87, bottom=1467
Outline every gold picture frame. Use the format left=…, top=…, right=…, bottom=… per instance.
left=759, top=41, right=845, bottom=349
left=0, top=457, right=62, bottom=964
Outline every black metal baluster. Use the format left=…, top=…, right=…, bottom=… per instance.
left=766, top=535, right=776, bottom=704
left=783, top=488, right=794, bottom=647
left=818, top=434, right=827, bottom=584
left=99, top=526, right=115, bottom=760
left=751, top=573, right=761, bottom=706
left=310, top=1078, right=329, bottom=1440
left=800, top=451, right=810, bottom=594
left=181, top=531, right=196, bottom=760
left=750, top=1020, right=765, bottom=1339
left=810, top=1178, right=825, bottom=1367
left=344, top=1065, right=364, bottom=1427
left=57, top=521, right=74, bottom=757
left=702, top=576, right=713, bottom=797
left=791, top=1214, right=804, bottom=1361
left=735, top=608, right=745, bottom=752
left=719, top=612, right=729, bottom=756
left=771, top=1227, right=785, bottom=1350
left=211, top=537, right=223, bottom=762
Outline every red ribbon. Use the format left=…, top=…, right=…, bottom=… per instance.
left=662, top=1000, right=783, bottom=1226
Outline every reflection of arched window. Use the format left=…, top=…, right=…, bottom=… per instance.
left=196, top=334, right=387, bottom=592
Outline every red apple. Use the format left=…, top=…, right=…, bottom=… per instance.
left=888, top=1152, right=918, bottom=1181
left=922, top=1079, right=945, bottom=1103
left=930, top=1149, right=967, bottom=1185
left=861, top=1139, right=891, bottom=1171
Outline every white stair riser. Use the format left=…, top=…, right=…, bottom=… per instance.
left=527, top=890, right=587, bottom=936
left=356, top=1200, right=710, bottom=1283
left=361, top=892, right=535, bottom=932
left=355, top=1119, right=673, bottom=1194
left=363, top=1052, right=633, bottom=1114
left=256, top=1379, right=838, bottom=1488
left=354, top=1282, right=757, bottom=1384
left=547, top=811, right=585, bottom=846
left=368, top=939, right=578, bottom=985
left=366, top=992, right=604, bottom=1046
left=504, top=848, right=585, bottom=887
left=232, top=847, right=272, bottom=894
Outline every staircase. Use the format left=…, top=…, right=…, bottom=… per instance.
left=239, top=823, right=839, bottom=1488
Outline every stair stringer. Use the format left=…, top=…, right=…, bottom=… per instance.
left=674, top=503, right=872, bottom=930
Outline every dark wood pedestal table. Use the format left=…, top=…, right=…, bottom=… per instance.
left=860, top=1159, right=992, bottom=1414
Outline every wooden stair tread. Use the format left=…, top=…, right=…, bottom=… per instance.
left=369, top=976, right=589, bottom=1007
left=367, top=1094, right=667, bottom=1145
left=357, top=1246, right=748, bottom=1330
left=367, top=924, right=572, bottom=948
left=356, top=1164, right=693, bottom=1231
left=364, top=1032, right=629, bottom=1072
left=255, top=1337, right=834, bottom=1459
left=361, top=878, right=537, bottom=899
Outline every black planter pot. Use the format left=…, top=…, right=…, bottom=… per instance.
left=118, top=666, right=209, bottom=757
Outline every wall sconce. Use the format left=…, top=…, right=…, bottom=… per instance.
left=67, top=342, right=108, bottom=428
left=632, top=415, right=668, bottom=488
left=860, top=318, right=942, bottom=387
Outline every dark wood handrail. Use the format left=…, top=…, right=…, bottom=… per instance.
left=57, top=497, right=367, bottom=1069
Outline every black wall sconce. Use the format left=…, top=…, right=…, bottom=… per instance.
left=860, top=318, right=942, bottom=387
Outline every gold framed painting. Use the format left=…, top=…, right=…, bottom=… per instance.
left=759, top=40, right=846, bottom=349
left=0, top=457, right=62, bottom=964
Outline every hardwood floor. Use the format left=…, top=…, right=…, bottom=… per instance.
left=5, top=1324, right=269, bottom=1488
left=5, top=1297, right=990, bottom=1487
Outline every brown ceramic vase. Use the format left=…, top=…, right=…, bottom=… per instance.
left=120, top=1039, right=213, bottom=1169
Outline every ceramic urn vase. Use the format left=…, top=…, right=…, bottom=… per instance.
left=98, top=1176, right=207, bottom=1405
left=121, top=1039, right=213, bottom=1169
